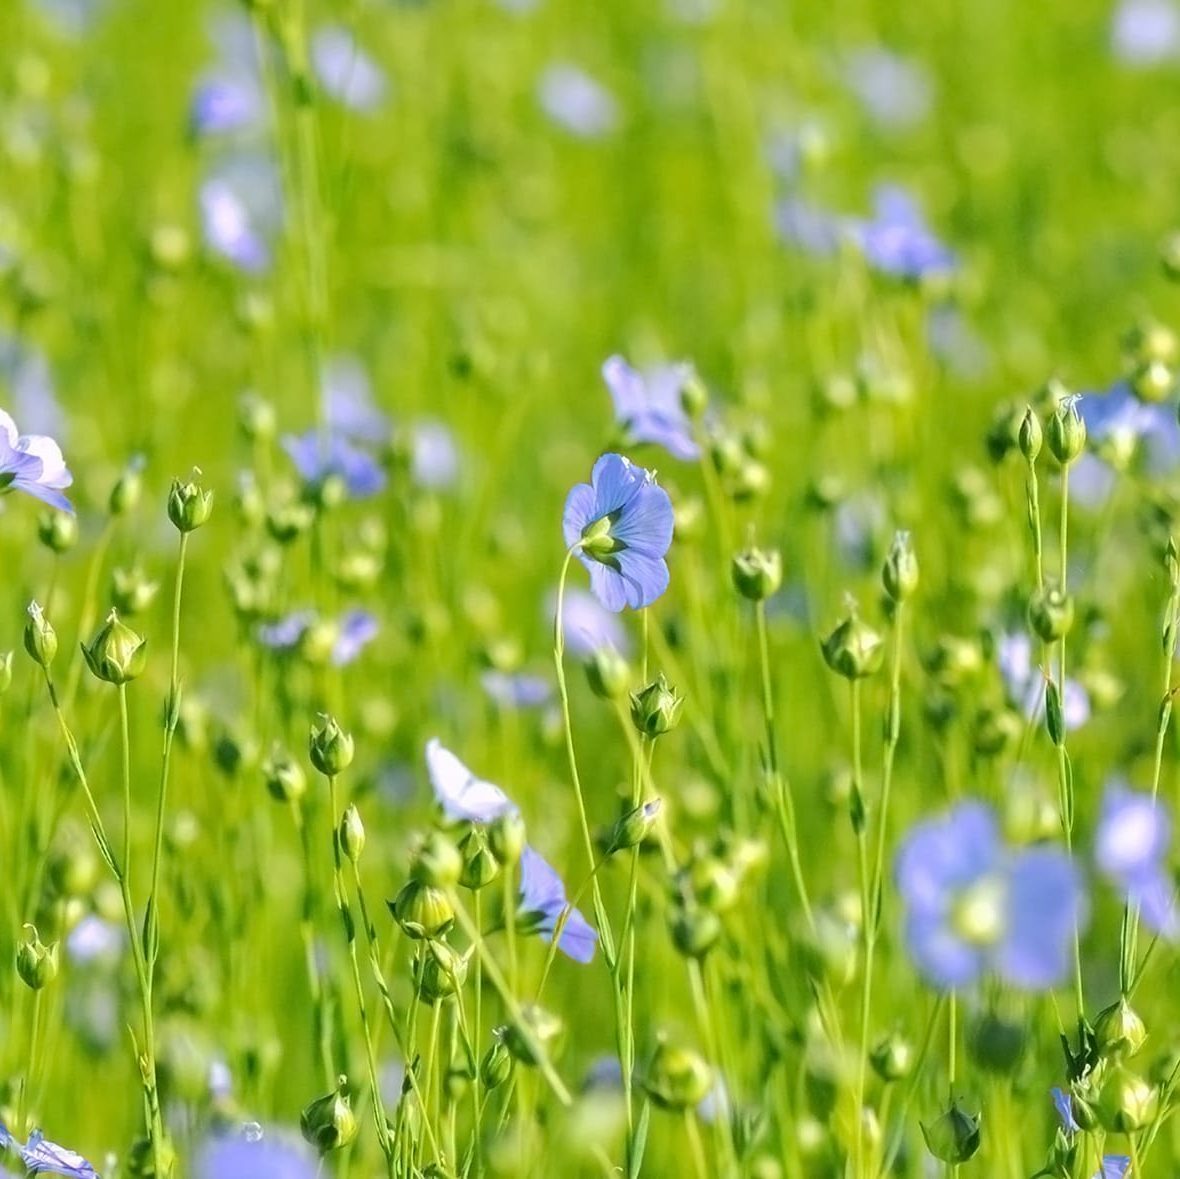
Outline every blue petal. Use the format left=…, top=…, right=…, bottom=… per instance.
left=20, top=1131, right=100, bottom=1178
left=614, top=549, right=671, bottom=610
left=1096, top=1155, right=1131, bottom=1179
left=895, top=801, right=1001, bottom=918
left=590, top=453, right=646, bottom=519
left=425, top=739, right=516, bottom=823
left=997, top=848, right=1085, bottom=989
left=610, top=479, right=674, bottom=558
left=562, top=481, right=597, bottom=549
left=587, top=561, right=630, bottom=612
left=1052, top=1087, right=1079, bottom=1134
left=903, top=912, right=984, bottom=989
left=519, top=845, right=597, bottom=964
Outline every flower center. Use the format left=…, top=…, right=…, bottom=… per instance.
left=951, top=875, right=1007, bottom=947
left=580, top=515, right=624, bottom=559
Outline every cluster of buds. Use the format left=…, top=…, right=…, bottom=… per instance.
left=709, top=425, right=771, bottom=503
left=667, top=835, right=766, bottom=960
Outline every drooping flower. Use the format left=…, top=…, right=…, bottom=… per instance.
left=311, top=26, right=388, bottom=112
left=551, top=586, right=631, bottom=659
left=850, top=185, right=955, bottom=281
left=563, top=453, right=674, bottom=612
left=997, top=631, right=1090, bottom=732
left=538, top=64, right=619, bottom=138
left=518, top=845, right=597, bottom=964
left=602, top=355, right=699, bottom=461
left=283, top=430, right=386, bottom=498
left=1095, top=784, right=1179, bottom=939
left=895, top=800, right=1085, bottom=989
left=0, top=1125, right=100, bottom=1178
left=195, top=1126, right=316, bottom=1179
left=1051, top=1090, right=1132, bottom=1179
left=480, top=670, right=552, bottom=710
left=425, top=738, right=516, bottom=823
left=0, top=409, right=73, bottom=512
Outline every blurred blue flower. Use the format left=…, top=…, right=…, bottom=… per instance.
left=1112, top=0, right=1180, bottom=64
left=1051, top=1090, right=1131, bottom=1178
left=196, top=1128, right=316, bottom=1179
left=190, top=74, right=264, bottom=137
left=851, top=185, right=955, bottom=280
left=1096, top=1157, right=1132, bottom=1179
left=0, top=336, right=64, bottom=439
left=539, top=64, right=619, bottom=138
left=312, top=26, right=388, bottom=112
left=425, top=738, right=516, bottom=822
left=997, top=631, right=1090, bottom=732
left=843, top=47, right=932, bottom=130
left=774, top=197, right=850, bottom=257
left=518, top=845, right=597, bottom=963
left=602, top=355, right=699, bottom=461
left=283, top=430, right=386, bottom=498
left=257, top=611, right=317, bottom=652
left=583, top=1055, right=625, bottom=1092
left=563, top=453, right=674, bottom=612
left=0, top=409, right=73, bottom=512
left=333, top=609, right=378, bottom=666
left=410, top=419, right=460, bottom=490
left=256, top=609, right=377, bottom=666
left=1095, top=784, right=1179, bottom=939
left=65, top=915, right=123, bottom=967
left=481, top=670, right=552, bottom=709
left=895, top=800, right=1085, bottom=989
left=1078, top=380, right=1180, bottom=472
left=1051, top=1086, right=1079, bottom=1133
left=322, top=356, right=390, bottom=442
left=926, top=305, right=990, bottom=380
left=0, top=1127, right=100, bottom=1178
left=552, top=586, right=631, bottom=659
left=199, top=154, right=281, bottom=273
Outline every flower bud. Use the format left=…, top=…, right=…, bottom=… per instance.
left=238, top=393, right=276, bottom=442
left=820, top=613, right=884, bottom=680
left=262, top=745, right=307, bottom=804
left=1046, top=395, right=1086, bottom=466
left=411, top=831, right=463, bottom=889
left=1018, top=407, right=1043, bottom=463
left=731, top=547, right=783, bottom=602
left=1028, top=583, right=1074, bottom=643
left=37, top=510, right=77, bottom=554
left=488, top=810, right=526, bottom=867
left=680, top=369, right=708, bottom=418
left=167, top=469, right=214, bottom=532
left=266, top=499, right=315, bottom=544
left=81, top=609, right=147, bottom=684
left=972, top=707, right=1022, bottom=759
left=300, top=1076, right=359, bottom=1154
left=338, top=804, right=365, bottom=864
left=502, top=1005, right=564, bottom=1067
left=882, top=531, right=918, bottom=602
left=459, top=827, right=501, bottom=890
left=46, top=825, right=99, bottom=897
left=629, top=674, right=684, bottom=738
left=0, top=652, right=12, bottom=694
left=15, top=925, right=59, bottom=990
left=111, top=565, right=160, bottom=616
left=920, top=1100, right=981, bottom=1164
left=1096, top=1064, right=1158, bottom=1132
left=967, top=1011, right=1026, bottom=1074
left=870, top=1033, right=914, bottom=1083
left=109, top=455, right=145, bottom=516
left=1131, top=359, right=1175, bottom=405
left=481, top=1036, right=514, bottom=1089
left=414, top=940, right=469, bottom=1004
left=1093, top=997, right=1147, bottom=1060
left=585, top=646, right=631, bottom=700
left=1162, top=231, right=1180, bottom=281
left=669, top=903, right=722, bottom=959
left=24, top=601, right=57, bottom=668
left=642, top=1039, right=713, bottom=1111
left=308, top=714, right=354, bottom=777
left=685, top=855, right=740, bottom=912
left=389, top=880, right=455, bottom=940
left=608, top=799, right=662, bottom=854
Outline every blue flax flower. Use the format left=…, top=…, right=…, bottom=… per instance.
left=199, top=154, right=281, bottom=274
left=0, top=1125, right=100, bottom=1178
left=843, top=47, right=932, bottom=130
left=1095, top=784, right=1179, bottom=939
left=552, top=586, right=631, bottom=659
left=895, top=800, right=1085, bottom=989
left=538, top=64, right=619, bottom=138
left=851, top=185, right=955, bottom=281
left=1079, top=380, right=1180, bottom=472
left=311, top=26, right=388, bottom=112
left=997, top=632, right=1090, bottom=732
left=481, top=670, right=552, bottom=710
left=1051, top=1091, right=1131, bottom=1178
left=322, top=356, right=390, bottom=442
left=425, top=739, right=516, bottom=823
left=518, top=845, right=597, bottom=964
left=602, top=355, right=699, bottom=461
left=196, top=1127, right=315, bottom=1179
left=283, top=430, right=386, bottom=498
left=563, top=453, right=674, bottom=612
left=1112, top=0, right=1180, bottom=64
left=332, top=609, right=378, bottom=665
left=0, top=409, right=73, bottom=512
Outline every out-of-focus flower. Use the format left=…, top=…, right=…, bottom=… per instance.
left=552, top=586, right=631, bottom=658
left=774, top=197, right=850, bottom=257
left=518, top=845, right=597, bottom=963
left=0, top=408, right=72, bottom=512
left=195, top=1127, right=316, bottom=1179
left=1051, top=1090, right=1132, bottom=1178
left=333, top=609, right=378, bottom=665
left=895, top=799, right=1085, bottom=989
left=311, top=26, right=388, bottom=112
left=199, top=154, right=281, bottom=273
left=0, top=336, right=64, bottom=439
left=850, top=185, right=955, bottom=281
left=256, top=609, right=377, bottom=666
left=65, top=915, right=123, bottom=967
left=997, top=632, right=1090, bottom=732
left=283, top=430, right=386, bottom=498
left=1112, top=0, right=1180, bottom=64
left=322, top=356, right=390, bottom=442
left=410, top=420, right=459, bottom=490
left=842, top=47, right=932, bottom=129
left=539, top=64, right=618, bottom=138
left=602, top=355, right=699, bottom=461
left=425, top=738, right=516, bottom=823
left=481, top=670, right=552, bottom=709
left=1078, top=380, right=1180, bottom=472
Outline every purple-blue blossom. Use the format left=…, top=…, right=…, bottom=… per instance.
left=843, top=48, right=933, bottom=130
left=311, top=26, right=388, bottom=112
left=1078, top=380, right=1180, bottom=473
left=0, top=1126, right=100, bottom=1179
left=199, top=154, right=281, bottom=274
left=425, top=738, right=516, bottom=823
left=322, top=356, right=390, bottom=443
left=256, top=609, right=377, bottom=666
left=774, top=197, right=850, bottom=257
left=997, top=632, right=1090, bottom=732
left=563, top=453, right=674, bottom=612
left=0, top=409, right=73, bottom=512
left=602, top=355, right=699, bottom=461
left=895, top=800, right=1085, bottom=989
left=850, top=185, right=955, bottom=281
left=195, top=1128, right=316, bottom=1179
left=518, top=845, right=597, bottom=964
left=481, top=670, right=552, bottom=709
left=1112, top=0, right=1180, bottom=63
left=283, top=430, right=386, bottom=498
left=552, top=586, right=631, bottom=659
left=539, top=64, right=619, bottom=138
left=1051, top=1090, right=1132, bottom=1178
left=410, top=420, right=460, bottom=490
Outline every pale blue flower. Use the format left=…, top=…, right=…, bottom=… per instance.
left=333, top=609, right=378, bottom=666
left=997, top=632, right=1090, bottom=732
left=1078, top=380, right=1180, bottom=472
left=1112, top=0, right=1180, bottom=63
left=602, top=355, right=699, bottom=461
left=196, top=1128, right=315, bottom=1179
left=257, top=611, right=316, bottom=653
left=843, top=48, right=932, bottom=129
left=0, top=409, right=73, bottom=512
left=774, top=197, right=850, bottom=257
left=0, top=1126, right=100, bottom=1178
left=311, top=26, right=388, bottom=112
left=65, top=915, right=122, bottom=966
left=425, top=738, right=516, bottom=823
left=851, top=185, right=955, bottom=280
left=322, top=356, right=390, bottom=442
left=411, top=420, right=460, bottom=490
left=199, top=154, right=281, bottom=273
left=481, top=670, right=552, bottom=709
left=257, top=609, right=377, bottom=665
left=539, top=64, right=618, bottom=138
left=0, top=336, right=64, bottom=439
left=563, top=453, right=674, bottom=612
left=190, top=73, right=265, bottom=136
left=518, top=845, right=597, bottom=964
left=552, top=586, right=631, bottom=659
left=283, top=430, right=386, bottom=498
left=1051, top=1091, right=1131, bottom=1178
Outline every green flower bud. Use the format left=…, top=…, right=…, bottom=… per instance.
left=585, top=645, right=631, bottom=700
left=414, top=940, right=469, bottom=1004
left=124, top=1133, right=178, bottom=1178
left=680, top=368, right=709, bottom=418
left=608, top=799, right=662, bottom=854
left=488, top=810, right=526, bottom=866
left=262, top=744, right=307, bottom=804
left=46, top=824, right=99, bottom=897
left=1046, top=394, right=1086, bottom=466
left=308, top=714, right=354, bottom=777
left=459, top=827, right=501, bottom=890
left=0, top=651, right=12, bottom=694
left=920, top=1100, right=981, bottom=1164
left=111, top=565, right=160, bottom=616
left=629, top=674, right=684, bottom=738
left=642, top=1038, right=713, bottom=1111
left=24, top=601, right=57, bottom=668
left=820, top=613, right=884, bottom=680
left=1093, top=997, right=1147, bottom=1059
left=167, top=469, right=214, bottom=532
left=731, top=546, right=783, bottom=602
left=1018, top=407, right=1043, bottom=463
left=973, top=707, right=1023, bottom=759
left=1131, top=359, right=1175, bottom=404
left=300, top=618, right=338, bottom=667
left=389, top=880, right=455, bottom=940
left=1162, top=230, right=1180, bottom=281
left=1096, top=1064, right=1158, bottom=1132
left=1028, top=583, right=1075, bottom=643
left=81, top=609, right=147, bottom=684
left=338, top=804, right=365, bottom=864
left=411, top=831, right=463, bottom=889
left=15, top=925, right=59, bottom=990
left=266, top=499, right=315, bottom=543
left=109, top=456, right=145, bottom=516
left=238, top=393, right=276, bottom=442
left=882, top=530, right=919, bottom=602
left=300, top=1075, right=359, bottom=1154
left=481, top=1036, right=514, bottom=1089
left=149, top=224, right=191, bottom=271
left=967, top=1011, right=1026, bottom=1074
left=870, top=1032, right=914, bottom=1083
left=1123, top=318, right=1178, bottom=368
left=335, top=550, right=382, bottom=591
left=37, top=509, right=77, bottom=554
left=730, top=458, right=771, bottom=503
left=669, top=903, right=722, bottom=959
left=685, top=855, right=740, bottom=912
left=800, top=906, right=859, bottom=986
left=502, top=1004, right=564, bottom=1067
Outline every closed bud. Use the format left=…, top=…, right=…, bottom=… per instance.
left=629, top=674, right=684, bottom=738
left=238, top=393, right=276, bottom=442
left=300, top=1076, right=359, bottom=1155
left=1096, top=1064, right=1158, bottom=1132
left=414, top=940, right=469, bottom=1004
left=167, top=469, right=214, bottom=532
left=15, top=925, right=59, bottom=990
left=680, top=369, right=708, bottom=418
left=24, top=601, right=57, bottom=668
left=967, top=1011, right=1026, bottom=1074
left=412, top=831, right=463, bottom=889
left=111, top=565, right=160, bottom=616
left=109, top=456, right=145, bottom=516
left=870, top=1033, right=914, bottom=1083
left=262, top=745, right=307, bottom=803
left=308, top=714, right=354, bottom=776
left=820, top=613, right=884, bottom=680
left=1162, top=230, right=1180, bottom=281
left=502, top=1004, right=564, bottom=1067
left=642, top=1038, right=713, bottom=1111
left=267, top=499, right=314, bottom=544
left=1046, top=394, right=1086, bottom=466
left=882, top=530, right=919, bottom=602
left=669, top=903, right=722, bottom=959
left=82, top=609, right=147, bottom=684
left=481, top=1036, right=514, bottom=1089
left=338, top=804, right=365, bottom=864
left=488, top=810, right=526, bottom=866
left=973, top=706, right=1023, bottom=759
left=1046, top=680, right=1065, bottom=746
left=389, top=880, right=455, bottom=940
left=585, top=646, right=631, bottom=700
left=459, top=827, right=501, bottom=890
left=37, top=510, right=77, bottom=554
left=0, top=652, right=12, bottom=694
left=686, top=855, right=740, bottom=912
left=1131, top=359, right=1175, bottom=404
left=920, top=1100, right=981, bottom=1164
left=731, top=547, right=783, bottom=601
left=1093, top=997, right=1147, bottom=1059
left=1028, top=583, right=1075, bottom=643
left=608, top=799, right=662, bottom=853
left=1018, top=407, right=1043, bottom=463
